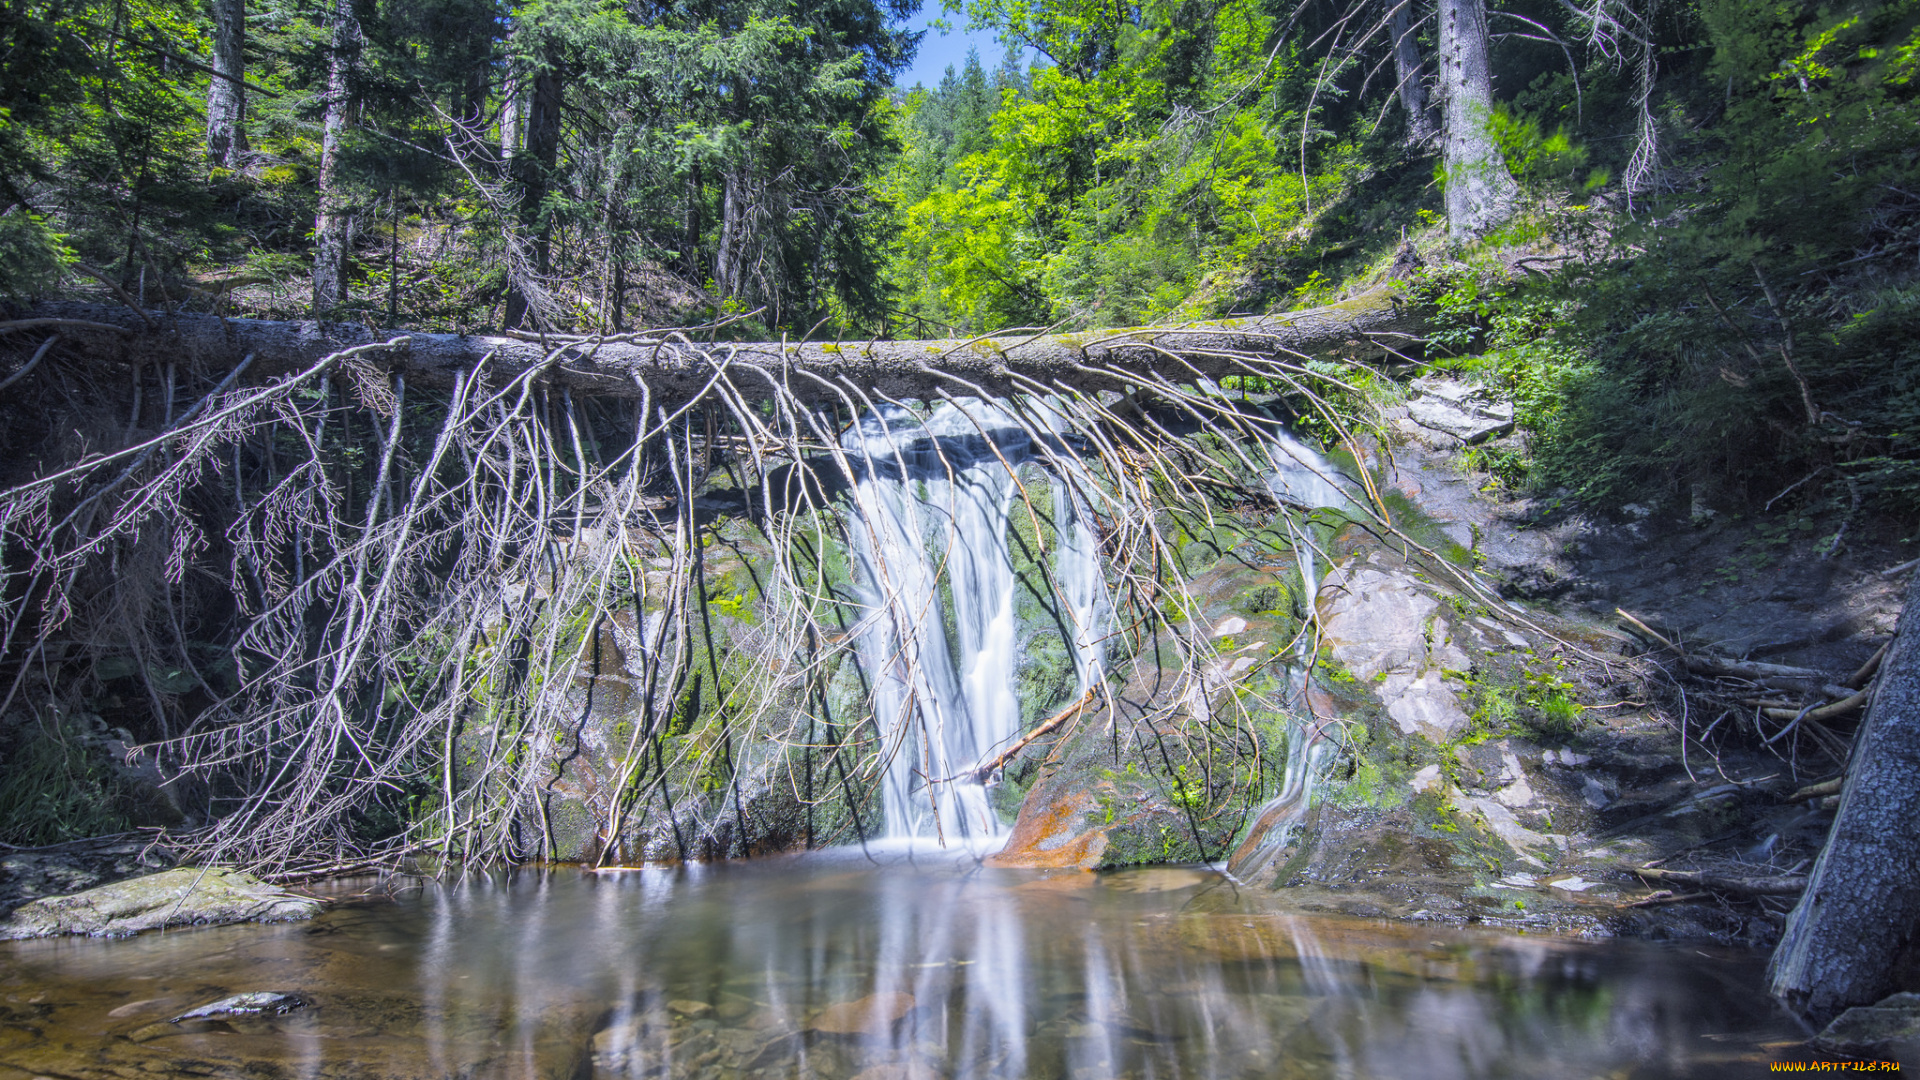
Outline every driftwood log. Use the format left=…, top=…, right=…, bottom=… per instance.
left=1770, top=570, right=1920, bottom=1024
left=1634, top=866, right=1807, bottom=897
left=12, top=288, right=1424, bottom=402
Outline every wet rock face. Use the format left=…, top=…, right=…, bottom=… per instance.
left=1316, top=556, right=1472, bottom=742
left=989, top=543, right=1308, bottom=871
left=986, top=709, right=1246, bottom=871
left=505, top=533, right=881, bottom=864
left=0, top=867, right=321, bottom=939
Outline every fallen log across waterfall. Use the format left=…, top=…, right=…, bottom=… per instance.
left=11, top=286, right=1423, bottom=401
left=0, top=291, right=1425, bottom=874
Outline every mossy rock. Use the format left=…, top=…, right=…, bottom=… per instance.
left=0, top=868, right=321, bottom=939
left=989, top=705, right=1261, bottom=870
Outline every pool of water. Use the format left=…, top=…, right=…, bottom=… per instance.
left=0, top=846, right=1800, bottom=1079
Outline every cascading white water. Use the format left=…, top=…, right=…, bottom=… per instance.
left=1230, top=426, right=1355, bottom=877
left=1032, top=398, right=1110, bottom=693
left=842, top=398, right=1107, bottom=844
left=1263, top=428, right=1351, bottom=519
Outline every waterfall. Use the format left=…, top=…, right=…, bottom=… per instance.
left=1263, top=427, right=1351, bottom=517
left=1228, top=427, right=1354, bottom=879
left=842, top=398, right=1107, bottom=844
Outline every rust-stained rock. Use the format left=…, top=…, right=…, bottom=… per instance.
left=986, top=788, right=1110, bottom=869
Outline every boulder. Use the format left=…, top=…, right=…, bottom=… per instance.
left=1316, top=557, right=1473, bottom=742
left=985, top=706, right=1238, bottom=870
left=1405, top=377, right=1515, bottom=444
left=1814, top=993, right=1920, bottom=1064
left=0, top=837, right=176, bottom=918
left=0, top=867, right=321, bottom=939
left=171, top=991, right=312, bottom=1022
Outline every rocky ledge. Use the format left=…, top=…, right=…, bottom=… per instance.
left=0, top=867, right=322, bottom=939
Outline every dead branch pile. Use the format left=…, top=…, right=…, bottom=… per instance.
left=1615, top=609, right=1882, bottom=778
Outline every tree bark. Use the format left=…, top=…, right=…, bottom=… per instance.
left=715, top=165, right=749, bottom=310
left=502, top=64, right=562, bottom=329
left=311, top=0, right=363, bottom=313
left=1391, top=0, right=1436, bottom=146
left=21, top=286, right=1424, bottom=403
left=1435, top=0, right=1516, bottom=239
left=500, top=73, right=522, bottom=161
left=205, top=0, right=248, bottom=168
left=1770, top=570, right=1920, bottom=1025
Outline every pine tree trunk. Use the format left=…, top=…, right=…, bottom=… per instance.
left=502, top=65, right=561, bottom=329
left=500, top=66, right=522, bottom=161
left=1435, top=0, right=1515, bottom=238
left=205, top=0, right=248, bottom=168
left=311, top=0, right=362, bottom=313
left=1769, top=571, right=1920, bottom=1025
left=715, top=167, right=746, bottom=306
left=1391, top=0, right=1436, bottom=145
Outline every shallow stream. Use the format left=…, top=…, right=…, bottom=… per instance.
left=0, top=847, right=1798, bottom=1079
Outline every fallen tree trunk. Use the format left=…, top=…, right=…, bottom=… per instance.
left=12, top=288, right=1424, bottom=402
left=1770, top=570, right=1920, bottom=1024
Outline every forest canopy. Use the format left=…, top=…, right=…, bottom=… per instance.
left=0, top=0, right=1917, bottom=513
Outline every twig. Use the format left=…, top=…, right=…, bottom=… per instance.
left=69, top=264, right=156, bottom=327
left=969, top=688, right=1098, bottom=783
left=1846, top=643, right=1888, bottom=688
left=1619, top=889, right=1709, bottom=908
left=0, top=335, right=59, bottom=393
left=1751, top=262, right=1822, bottom=426
left=1616, top=608, right=1683, bottom=654
left=0, top=318, right=132, bottom=337
left=1789, top=777, right=1843, bottom=802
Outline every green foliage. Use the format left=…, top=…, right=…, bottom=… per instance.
left=0, top=0, right=918, bottom=333
left=1168, top=763, right=1209, bottom=813
left=0, top=209, right=75, bottom=299
left=885, top=0, right=1397, bottom=332
left=1525, top=0, right=1920, bottom=516
left=0, top=715, right=134, bottom=846
left=1456, top=653, right=1584, bottom=743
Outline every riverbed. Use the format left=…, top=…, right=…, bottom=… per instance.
left=0, top=846, right=1797, bottom=1079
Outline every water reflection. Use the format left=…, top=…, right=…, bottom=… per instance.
left=0, top=847, right=1792, bottom=1079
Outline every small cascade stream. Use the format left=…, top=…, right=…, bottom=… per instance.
left=842, top=398, right=1108, bottom=844
left=1232, top=428, right=1357, bottom=876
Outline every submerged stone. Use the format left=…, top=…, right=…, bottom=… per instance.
left=171, top=991, right=312, bottom=1022
left=0, top=867, right=321, bottom=939
left=809, top=991, right=916, bottom=1034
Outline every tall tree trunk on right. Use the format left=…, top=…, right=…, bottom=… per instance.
left=311, top=0, right=362, bottom=312
left=501, top=64, right=561, bottom=329
left=1391, top=0, right=1437, bottom=145
left=1435, top=0, right=1515, bottom=238
left=1770, top=570, right=1920, bottom=1025
left=205, top=0, right=248, bottom=168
